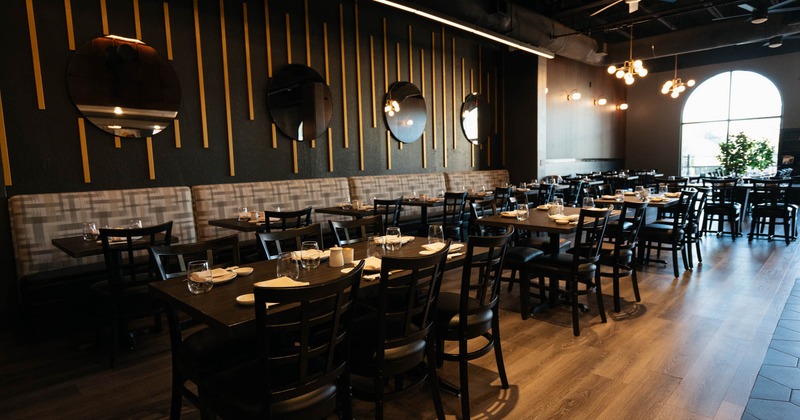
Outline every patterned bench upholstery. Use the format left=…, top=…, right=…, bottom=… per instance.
left=192, top=177, right=351, bottom=242
left=347, top=173, right=447, bottom=222
left=444, top=170, right=510, bottom=192
left=9, top=187, right=197, bottom=304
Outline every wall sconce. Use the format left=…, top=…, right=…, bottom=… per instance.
left=594, top=97, right=608, bottom=106
left=617, top=103, right=629, bottom=110
left=566, top=89, right=581, bottom=101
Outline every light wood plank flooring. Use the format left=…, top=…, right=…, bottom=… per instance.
left=1, top=225, right=798, bottom=419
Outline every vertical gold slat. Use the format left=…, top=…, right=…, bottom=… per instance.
left=339, top=4, right=348, bottom=149
left=461, top=58, right=465, bottom=96
left=163, top=2, right=173, bottom=60
left=0, top=90, right=12, bottom=185
left=115, top=136, right=121, bottom=148
left=220, top=0, right=235, bottom=176
left=494, top=66, right=498, bottom=131
left=431, top=32, right=436, bottom=150
left=441, top=28, right=446, bottom=167
left=193, top=0, right=208, bottom=147
left=355, top=4, right=364, bottom=171
left=304, top=0, right=310, bottom=66
left=271, top=124, right=277, bottom=149
left=463, top=58, right=473, bottom=167
left=386, top=131, right=391, bottom=170
left=26, top=0, right=45, bottom=110
left=408, top=25, right=413, bottom=84
left=452, top=37, right=456, bottom=150
left=470, top=68, right=474, bottom=92
left=324, top=22, right=333, bottom=172
left=292, top=141, right=298, bottom=174
left=369, top=36, right=376, bottom=128
left=287, top=13, right=298, bottom=173
left=146, top=137, right=155, bottom=180
left=265, top=0, right=276, bottom=148
left=64, top=0, right=75, bottom=50
left=396, top=43, right=402, bottom=150
left=100, top=0, right=109, bottom=35
left=486, top=71, right=490, bottom=102
left=502, top=72, right=506, bottom=166
left=78, top=118, right=90, bottom=183
left=382, top=18, right=388, bottom=92
left=133, top=0, right=142, bottom=40
left=486, top=71, right=491, bottom=166
left=421, top=49, right=426, bottom=169
left=173, top=119, right=181, bottom=148
left=243, top=3, right=254, bottom=121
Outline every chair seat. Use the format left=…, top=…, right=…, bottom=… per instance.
left=706, top=202, right=741, bottom=212
left=528, top=253, right=596, bottom=280
left=519, top=237, right=571, bottom=254
left=504, top=246, right=544, bottom=263
left=176, top=327, right=257, bottom=380
left=350, top=317, right=426, bottom=375
left=435, top=292, right=493, bottom=339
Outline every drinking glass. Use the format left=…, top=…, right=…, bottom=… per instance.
left=385, top=227, right=402, bottom=251
left=481, top=185, right=487, bottom=193
left=340, top=197, right=352, bottom=209
left=367, top=236, right=385, bottom=259
left=516, top=204, right=529, bottom=221
left=438, top=189, right=445, bottom=198
left=553, top=197, right=564, bottom=214
left=658, top=183, right=668, bottom=195
left=615, top=189, right=624, bottom=202
left=583, top=197, right=595, bottom=209
left=300, top=241, right=321, bottom=269
left=276, top=252, right=300, bottom=280
left=428, top=224, right=444, bottom=244
left=237, top=207, right=249, bottom=221
left=634, top=186, right=645, bottom=199
left=520, top=182, right=527, bottom=189
left=641, top=188, right=651, bottom=201
left=129, top=218, right=143, bottom=229
left=411, top=190, right=418, bottom=200
left=187, top=260, right=213, bottom=295
left=82, top=222, right=98, bottom=241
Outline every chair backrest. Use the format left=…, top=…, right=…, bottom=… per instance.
left=372, top=196, right=403, bottom=228
left=253, top=260, right=364, bottom=414
left=257, top=224, right=324, bottom=260
left=150, top=235, right=240, bottom=280
left=688, top=186, right=711, bottom=228
left=567, top=180, right=585, bottom=206
left=373, top=241, right=450, bottom=367
left=671, top=190, right=698, bottom=235
left=534, top=183, right=555, bottom=206
left=469, top=200, right=497, bottom=236
left=595, top=184, right=611, bottom=197
left=263, top=206, right=313, bottom=232
left=750, top=179, right=792, bottom=207
left=328, top=215, right=384, bottom=246
left=493, top=187, right=513, bottom=211
left=99, top=221, right=174, bottom=293
left=702, top=178, right=738, bottom=205
left=570, top=208, right=612, bottom=279
left=443, top=191, right=468, bottom=228
left=605, top=201, right=648, bottom=252
left=457, top=228, right=514, bottom=327
left=655, top=177, right=689, bottom=192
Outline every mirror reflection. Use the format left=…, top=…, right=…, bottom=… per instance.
left=67, top=35, right=180, bottom=138
left=384, top=82, right=426, bottom=144
left=460, top=93, right=491, bottom=145
left=268, top=64, right=333, bottom=141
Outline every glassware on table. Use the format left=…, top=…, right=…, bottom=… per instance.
left=367, top=236, right=385, bottom=259
left=519, top=182, right=527, bottom=189
left=547, top=201, right=563, bottom=216
left=516, top=204, right=529, bottom=221
left=82, top=222, right=99, bottom=241
left=438, top=190, right=445, bottom=198
left=300, top=241, right=321, bottom=269
left=277, top=252, right=300, bottom=280
left=481, top=185, right=486, bottom=193
left=411, top=190, right=418, bottom=200
left=428, top=224, right=444, bottom=244
left=615, top=189, right=624, bottom=202
left=641, top=188, right=651, bottom=201
left=340, top=197, right=352, bottom=209
left=237, top=207, right=249, bottom=221
left=385, top=227, right=402, bottom=251
left=583, top=197, right=595, bottom=209
left=187, top=260, right=213, bottom=295
left=634, top=186, right=645, bottom=199
left=553, top=197, right=564, bottom=213
left=658, top=183, right=668, bottom=195
left=129, top=218, right=143, bottom=229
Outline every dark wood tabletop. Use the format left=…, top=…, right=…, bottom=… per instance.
left=402, top=198, right=446, bottom=225
left=593, top=195, right=680, bottom=209
left=208, top=217, right=267, bottom=233
left=52, top=233, right=176, bottom=258
left=149, top=237, right=471, bottom=334
left=315, top=206, right=375, bottom=218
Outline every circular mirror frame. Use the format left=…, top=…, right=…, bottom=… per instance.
left=67, top=35, right=181, bottom=138
left=383, top=82, right=427, bottom=144
left=267, top=64, right=333, bottom=141
left=460, top=92, right=491, bottom=145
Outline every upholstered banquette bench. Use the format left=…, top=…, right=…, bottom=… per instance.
left=8, top=186, right=197, bottom=308
left=443, top=169, right=510, bottom=192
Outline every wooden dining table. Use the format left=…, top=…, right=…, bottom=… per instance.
left=52, top=233, right=177, bottom=258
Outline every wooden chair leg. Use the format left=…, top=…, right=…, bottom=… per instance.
left=426, top=339, right=445, bottom=420
left=458, top=339, right=470, bottom=420
left=594, top=271, right=607, bottom=323
left=631, top=266, right=641, bottom=303
left=492, top=314, right=509, bottom=388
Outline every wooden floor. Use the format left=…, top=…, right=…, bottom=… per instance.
left=2, top=221, right=798, bottom=420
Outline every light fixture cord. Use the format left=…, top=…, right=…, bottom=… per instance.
left=674, top=55, right=678, bottom=80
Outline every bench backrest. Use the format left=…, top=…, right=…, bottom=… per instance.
left=444, top=170, right=510, bottom=192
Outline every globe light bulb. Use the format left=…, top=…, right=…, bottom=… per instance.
left=616, top=70, right=624, bottom=79
left=638, top=68, right=648, bottom=77
left=671, top=91, right=679, bottom=98
left=633, top=60, right=643, bottom=69
left=687, top=79, right=696, bottom=87
left=607, top=65, right=617, bottom=74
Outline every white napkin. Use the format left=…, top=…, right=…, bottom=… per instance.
left=500, top=211, right=518, bottom=218
left=254, top=276, right=309, bottom=288
left=363, top=256, right=382, bottom=271
left=421, top=242, right=463, bottom=252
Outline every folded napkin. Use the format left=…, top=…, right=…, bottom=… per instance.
left=290, top=249, right=330, bottom=260
left=358, top=205, right=374, bottom=210
left=500, top=211, right=519, bottom=218
left=363, top=256, right=382, bottom=271
left=254, top=276, right=309, bottom=288
left=601, top=195, right=616, bottom=200
left=210, top=268, right=232, bottom=278
left=421, top=242, right=464, bottom=252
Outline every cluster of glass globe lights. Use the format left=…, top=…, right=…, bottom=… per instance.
left=606, top=59, right=648, bottom=85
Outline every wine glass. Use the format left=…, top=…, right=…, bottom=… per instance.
left=82, top=222, right=98, bottom=241
left=385, top=227, right=402, bottom=251
left=187, top=260, right=213, bottom=295
left=129, top=218, right=143, bottom=229
left=367, top=236, right=385, bottom=259
left=276, top=252, right=300, bottom=280
left=583, top=196, right=595, bottom=209
left=516, top=204, right=529, bottom=221
left=300, top=241, right=320, bottom=269
left=427, top=225, right=444, bottom=244
left=658, top=183, right=668, bottom=195
left=615, top=189, right=625, bottom=202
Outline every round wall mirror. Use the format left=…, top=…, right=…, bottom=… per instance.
left=460, top=93, right=491, bottom=145
left=67, top=35, right=181, bottom=138
left=384, top=82, right=426, bottom=144
left=268, top=64, right=333, bottom=141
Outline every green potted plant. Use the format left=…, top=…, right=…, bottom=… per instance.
left=716, top=131, right=775, bottom=176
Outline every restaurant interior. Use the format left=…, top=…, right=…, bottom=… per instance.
left=3, top=0, right=800, bottom=419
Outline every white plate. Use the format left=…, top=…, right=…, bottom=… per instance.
left=231, top=267, right=254, bottom=276
left=235, top=294, right=254, bottom=305
left=665, top=192, right=681, bottom=198
left=536, top=205, right=550, bottom=210
left=601, top=195, right=616, bottom=200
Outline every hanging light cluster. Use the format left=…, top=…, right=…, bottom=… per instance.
left=661, top=55, right=695, bottom=98
left=607, top=26, right=647, bottom=85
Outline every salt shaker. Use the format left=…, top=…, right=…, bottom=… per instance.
left=329, top=246, right=344, bottom=268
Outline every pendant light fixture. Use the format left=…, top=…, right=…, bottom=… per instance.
left=661, top=55, right=695, bottom=98
left=607, top=26, right=648, bottom=85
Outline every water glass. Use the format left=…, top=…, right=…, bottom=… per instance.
left=583, top=197, right=595, bottom=209
left=615, top=189, right=624, bottom=202
left=658, top=183, right=668, bottom=195
left=237, top=207, right=249, bottom=221
left=516, top=204, right=529, bottom=221
left=547, top=201, right=563, bottom=216
left=276, top=252, right=300, bottom=280
left=187, top=260, right=213, bottom=295
left=129, top=218, right=143, bottom=229
left=520, top=182, right=527, bottom=189
left=367, top=236, right=385, bottom=259
left=340, top=197, right=352, bottom=209
left=438, top=190, right=445, bottom=198
left=82, top=222, right=98, bottom=242
left=300, top=241, right=321, bottom=269
left=634, top=186, right=645, bottom=199
left=428, top=224, right=444, bottom=244
left=641, top=188, right=651, bottom=201
left=385, top=227, right=402, bottom=251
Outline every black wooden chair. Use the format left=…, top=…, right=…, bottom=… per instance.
left=349, top=244, right=449, bottom=420
left=329, top=215, right=384, bottom=246
left=442, top=191, right=468, bottom=242
left=197, top=261, right=365, bottom=419
left=434, top=229, right=513, bottom=420
left=597, top=201, right=648, bottom=312
left=93, top=221, right=173, bottom=367
left=685, top=186, right=710, bottom=268
left=263, top=206, right=313, bottom=232
left=638, top=190, right=697, bottom=278
left=749, top=179, right=796, bottom=244
left=256, top=223, right=324, bottom=260
left=373, top=196, right=403, bottom=228
left=702, top=178, right=741, bottom=239
left=493, top=187, right=513, bottom=212
left=531, top=183, right=555, bottom=207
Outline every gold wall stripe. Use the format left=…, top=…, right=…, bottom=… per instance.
left=486, top=70, right=491, bottom=166
left=421, top=49, right=426, bottom=168
left=0, top=91, right=11, bottom=186
left=285, top=13, right=292, bottom=64
left=271, top=124, right=277, bottom=149
left=220, top=0, right=235, bottom=176
left=441, top=28, right=446, bottom=167
left=386, top=131, right=391, bottom=170
left=339, top=4, right=348, bottom=148
left=26, top=0, right=45, bottom=110
left=64, top=0, right=75, bottom=50
left=486, top=71, right=490, bottom=103
left=115, top=136, right=121, bottom=148
left=470, top=68, right=474, bottom=92
left=324, top=23, right=333, bottom=172
left=266, top=0, right=275, bottom=148
left=292, top=140, right=299, bottom=173
left=174, top=119, right=181, bottom=148
left=370, top=36, right=376, bottom=128
left=502, top=72, right=506, bottom=166
left=382, top=18, right=388, bottom=92
left=461, top=57, right=465, bottom=95
left=355, top=3, right=364, bottom=170
left=78, top=118, right=90, bottom=183
left=193, top=0, right=208, bottom=147
left=146, top=137, right=155, bottom=180
left=396, top=43, right=402, bottom=150
left=100, top=0, right=109, bottom=35
left=452, top=37, right=456, bottom=150
left=408, top=25, right=413, bottom=84
left=133, top=0, right=142, bottom=40
left=494, top=66, right=499, bottom=130
left=303, top=1, right=315, bottom=148
left=431, top=32, right=436, bottom=150
left=471, top=141, right=475, bottom=167
left=163, top=2, right=173, bottom=60
left=243, top=3, right=254, bottom=121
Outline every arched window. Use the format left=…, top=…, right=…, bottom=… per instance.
left=681, top=70, right=782, bottom=176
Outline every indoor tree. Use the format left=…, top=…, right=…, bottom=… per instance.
left=716, top=131, right=775, bottom=176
